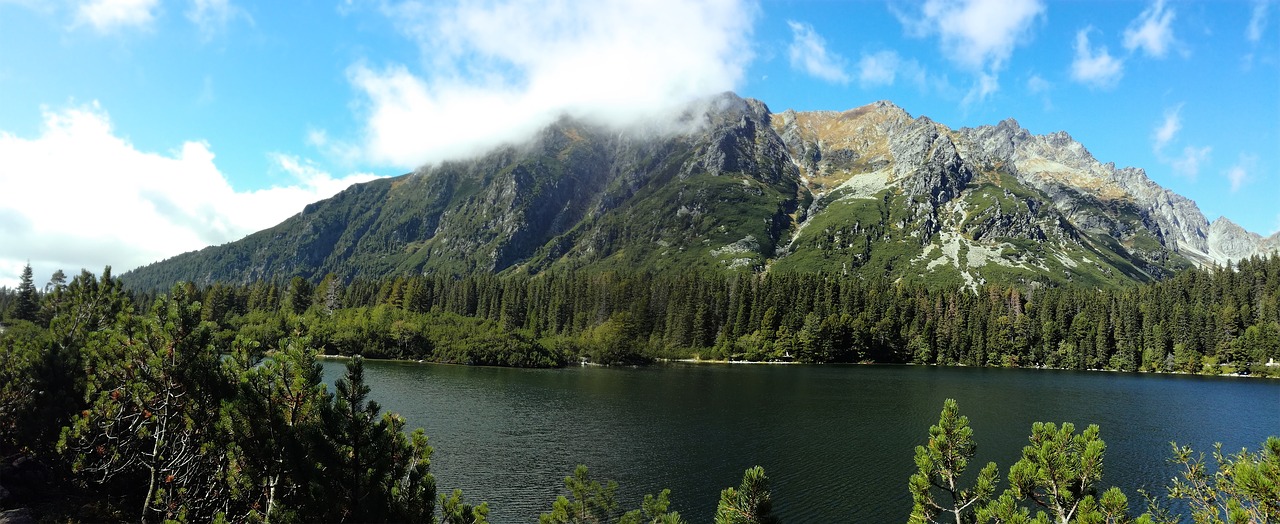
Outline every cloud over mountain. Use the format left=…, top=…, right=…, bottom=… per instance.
left=344, top=0, right=758, bottom=170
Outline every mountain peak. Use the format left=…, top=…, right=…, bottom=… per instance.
left=1206, top=215, right=1271, bottom=264
left=1211, top=216, right=1242, bottom=229
left=995, top=117, right=1023, bottom=133
left=120, top=95, right=1279, bottom=291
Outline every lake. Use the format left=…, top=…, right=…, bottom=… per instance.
left=319, top=360, right=1280, bottom=522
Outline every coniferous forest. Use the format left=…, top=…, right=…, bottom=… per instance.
left=15, top=255, right=1274, bottom=374
left=0, top=260, right=1278, bottom=522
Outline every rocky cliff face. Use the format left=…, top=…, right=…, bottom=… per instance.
left=1207, top=217, right=1280, bottom=263
left=121, top=95, right=1277, bottom=291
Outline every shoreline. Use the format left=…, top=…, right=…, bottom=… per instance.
left=664, top=358, right=802, bottom=365
left=316, top=353, right=1276, bottom=378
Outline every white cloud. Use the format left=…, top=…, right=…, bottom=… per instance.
left=1123, top=0, right=1177, bottom=58
left=962, top=72, right=999, bottom=106
left=787, top=21, right=849, bottom=84
left=1149, top=104, right=1214, bottom=181
left=856, top=50, right=930, bottom=90
left=1026, top=74, right=1050, bottom=94
left=1152, top=104, right=1182, bottom=153
left=186, top=0, right=250, bottom=39
left=0, top=103, right=380, bottom=287
left=1026, top=73, right=1053, bottom=109
left=1224, top=166, right=1247, bottom=193
left=857, top=51, right=897, bottom=87
left=897, top=0, right=1044, bottom=72
left=1070, top=27, right=1124, bottom=89
left=343, top=0, right=757, bottom=169
left=1223, top=154, right=1257, bottom=192
left=1248, top=0, right=1271, bottom=43
left=895, top=0, right=1043, bottom=106
left=75, top=0, right=159, bottom=32
left=1171, top=145, right=1211, bottom=179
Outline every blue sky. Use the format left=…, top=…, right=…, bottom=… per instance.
left=0, top=0, right=1276, bottom=286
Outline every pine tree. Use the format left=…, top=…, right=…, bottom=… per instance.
left=714, top=466, right=777, bottom=524
left=221, top=335, right=329, bottom=522
left=978, top=422, right=1150, bottom=524
left=539, top=465, right=622, bottom=524
left=317, top=356, right=437, bottom=522
left=1167, top=437, right=1280, bottom=523
left=441, top=489, right=491, bottom=524
left=58, top=284, right=228, bottom=523
left=286, top=276, right=312, bottom=316
left=909, top=399, right=1000, bottom=524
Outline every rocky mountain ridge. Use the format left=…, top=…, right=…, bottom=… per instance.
left=121, top=93, right=1278, bottom=291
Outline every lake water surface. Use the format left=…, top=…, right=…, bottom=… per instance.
left=320, top=361, right=1279, bottom=523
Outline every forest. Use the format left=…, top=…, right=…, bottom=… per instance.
left=9, top=255, right=1277, bottom=375
left=0, top=259, right=1278, bottom=521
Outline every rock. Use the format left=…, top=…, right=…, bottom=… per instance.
left=1206, top=216, right=1280, bottom=264
left=119, top=93, right=1276, bottom=289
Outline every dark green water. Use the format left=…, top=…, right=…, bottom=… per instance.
left=320, top=360, right=1279, bottom=523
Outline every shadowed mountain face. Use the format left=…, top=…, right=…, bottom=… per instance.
left=122, top=93, right=1278, bottom=291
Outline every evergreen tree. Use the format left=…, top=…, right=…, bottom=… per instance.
left=441, top=489, right=491, bottom=524
left=539, top=465, right=683, bottom=524
left=909, top=399, right=1000, bottom=524
left=539, top=465, right=622, bottom=524
left=220, top=335, right=329, bottom=522
left=317, top=355, right=437, bottom=522
left=38, top=268, right=68, bottom=326
left=12, top=263, right=39, bottom=322
left=43, top=268, right=67, bottom=294
left=57, top=284, right=228, bottom=523
left=285, top=276, right=312, bottom=316
left=0, top=319, right=44, bottom=451
left=1167, top=437, right=1280, bottom=523
left=714, top=466, right=777, bottom=524
left=978, top=422, right=1148, bottom=524
left=619, top=489, right=684, bottom=524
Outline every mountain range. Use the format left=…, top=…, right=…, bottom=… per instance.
left=122, top=93, right=1280, bottom=291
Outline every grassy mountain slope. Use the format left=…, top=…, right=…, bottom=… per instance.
left=124, top=94, right=1215, bottom=291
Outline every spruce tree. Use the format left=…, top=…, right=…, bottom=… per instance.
left=12, top=263, right=38, bottom=322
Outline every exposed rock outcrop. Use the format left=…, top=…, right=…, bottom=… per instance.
left=121, top=95, right=1277, bottom=291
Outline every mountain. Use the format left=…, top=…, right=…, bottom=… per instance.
left=121, top=93, right=1278, bottom=291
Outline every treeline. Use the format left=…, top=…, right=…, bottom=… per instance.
left=109, top=254, right=1280, bottom=374
left=5, top=257, right=1280, bottom=373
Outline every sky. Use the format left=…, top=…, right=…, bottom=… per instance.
left=0, top=0, right=1277, bottom=287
